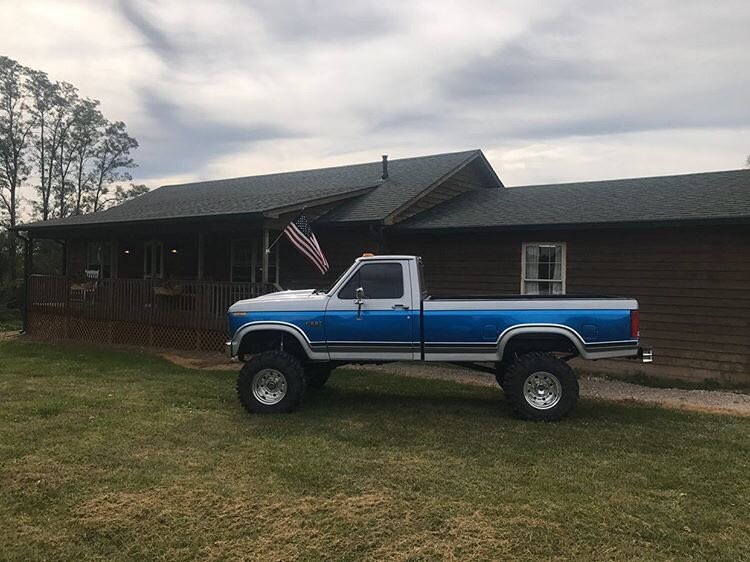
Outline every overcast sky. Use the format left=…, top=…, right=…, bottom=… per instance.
left=3, top=0, right=750, bottom=192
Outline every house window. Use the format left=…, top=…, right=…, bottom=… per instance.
left=521, top=243, right=566, bottom=295
left=86, top=242, right=112, bottom=278
left=230, top=239, right=254, bottom=282
left=144, top=241, right=164, bottom=278
left=230, top=238, right=280, bottom=284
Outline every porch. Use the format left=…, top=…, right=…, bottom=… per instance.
left=21, top=217, right=376, bottom=351
left=27, top=274, right=274, bottom=351
left=23, top=217, right=293, bottom=351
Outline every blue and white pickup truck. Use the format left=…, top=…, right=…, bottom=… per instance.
left=226, top=255, right=652, bottom=420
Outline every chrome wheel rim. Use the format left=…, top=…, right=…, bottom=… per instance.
left=523, top=371, right=562, bottom=410
left=252, top=369, right=288, bottom=405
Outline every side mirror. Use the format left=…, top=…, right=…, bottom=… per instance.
left=355, top=287, right=364, bottom=320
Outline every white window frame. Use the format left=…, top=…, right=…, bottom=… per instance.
left=143, top=240, right=164, bottom=279
left=520, top=242, right=567, bottom=295
left=86, top=241, right=112, bottom=279
left=230, top=239, right=255, bottom=283
left=230, top=238, right=280, bottom=284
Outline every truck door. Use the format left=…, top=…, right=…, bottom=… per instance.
left=324, top=260, right=416, bottom=360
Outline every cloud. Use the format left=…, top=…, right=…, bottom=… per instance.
left=1, top=0, right=748, bottom=199
left=116, top=0, right=175, bottom=58
left=136, top=88, right=297, bottom=178
left=247, top=0, right=398, bottom=43
left=441, top=43, right=612, bottom=99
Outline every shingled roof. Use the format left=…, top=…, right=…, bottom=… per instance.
left=318, top=149, right=499, bottom=223
left=18, top=149, right=492, bottom=231
left=397, top=169, right=750, bottom=230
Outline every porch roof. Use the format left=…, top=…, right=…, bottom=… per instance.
left=16, top=149, right=498, bottom=233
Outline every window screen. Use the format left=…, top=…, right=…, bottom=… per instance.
left=338, top=263, right=404, bottom=299
left=522, top=243, right=565, bottom=295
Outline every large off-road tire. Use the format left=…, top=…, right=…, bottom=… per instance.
left=495, top=361, right=508, bottom=388
left=305, top=363, right=333, bottom=389
left=236, top=351, right=306, bottom=414
left=503, top=352, right=579, bottom=421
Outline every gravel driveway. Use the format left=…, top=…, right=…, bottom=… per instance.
left=349, top=362, right=750, bottom=417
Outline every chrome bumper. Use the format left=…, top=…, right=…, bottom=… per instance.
left=638, top=346, right=653, bottom=363
left=224, top=340, right=234, bottom=358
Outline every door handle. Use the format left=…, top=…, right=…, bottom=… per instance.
left=392, top=304, right=409, bottom=310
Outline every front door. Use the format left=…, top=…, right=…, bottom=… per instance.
left=324, top=260, right=416, bottom=360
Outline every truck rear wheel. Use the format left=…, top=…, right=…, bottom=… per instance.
left=503, top=352, right=579, bottom=421
left=237, top=351, right=306, bottom=414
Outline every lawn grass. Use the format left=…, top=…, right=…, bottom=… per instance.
left=0, top=306, right=21, bottom=331
left=1, top=340, right=749, bottom=561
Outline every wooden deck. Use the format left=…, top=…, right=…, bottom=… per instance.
left=26, top=275, right=274, bottom=351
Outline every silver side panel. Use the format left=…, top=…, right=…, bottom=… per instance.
left=329, top=352, right=417, bottom=361
left=585, top=347, right=640, bottom=360
left=423, top=352, right=499, bottom=362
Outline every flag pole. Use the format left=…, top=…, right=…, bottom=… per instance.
left=265, top=229, right=286, bottom=254
left=265, top=208, right=306, bottom=254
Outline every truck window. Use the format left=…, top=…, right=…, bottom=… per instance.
left=417, top=257, right=427, bottom=298
left=338, top=263, right=404, bottom=299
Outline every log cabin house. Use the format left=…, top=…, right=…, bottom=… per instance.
left=13, top=149, right=750, bottom=383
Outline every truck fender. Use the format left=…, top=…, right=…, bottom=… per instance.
left=496, top=324, right=586, bottom=360
left=229, top=321, right=326, bottom=360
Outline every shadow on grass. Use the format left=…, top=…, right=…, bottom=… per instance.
left=286, top=370, right=693, bottom=429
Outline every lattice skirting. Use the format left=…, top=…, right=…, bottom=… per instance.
left=27, top=312, right=225, bottom=352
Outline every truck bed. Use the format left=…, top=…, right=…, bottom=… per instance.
left=424, top=294, right=629, bottom=301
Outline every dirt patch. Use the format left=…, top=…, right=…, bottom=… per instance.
left=159, top=350, right=236, bottom=371
left=0, top=331, right=20, bottom=341
left=348, top=362, right=750, bottom=418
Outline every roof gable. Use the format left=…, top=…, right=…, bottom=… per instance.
left=317, top=150, right=500, bottom=224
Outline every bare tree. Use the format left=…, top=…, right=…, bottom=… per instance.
left=1, top=56, right=143, bottom=285
left=0, top=57, right=33, bottom=282
left=745, top=154, right=750, bottom=168
left=51, top=82, right=82, bottom=218
left=27, top=69, right=58, bottom=221
left=27, top=76, right=80, bottom=221
left=89, top=121, right=138, bottom=212
left=104, top=182, right=149, bottom=209
left=69, top=98, right=104, bottom=215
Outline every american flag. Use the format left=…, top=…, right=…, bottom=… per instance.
left=283, top=214, right=329, bottom=274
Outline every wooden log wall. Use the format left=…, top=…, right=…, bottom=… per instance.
left=391, top=224, right=750, bottom=383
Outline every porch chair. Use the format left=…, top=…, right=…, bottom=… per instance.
left=70, top=269, right=100, bottom=304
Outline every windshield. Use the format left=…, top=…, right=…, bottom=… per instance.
left=317, top=264, right=354, bottom=294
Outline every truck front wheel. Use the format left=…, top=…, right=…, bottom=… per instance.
left=236, top=351, right=307, bottom=414
left=503, top=352, right=579, bottom=421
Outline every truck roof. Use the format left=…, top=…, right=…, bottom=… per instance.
left=355, top=254, right=418, bottom=262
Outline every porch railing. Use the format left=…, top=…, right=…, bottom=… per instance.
left=28, top=275, right=275, bottom=332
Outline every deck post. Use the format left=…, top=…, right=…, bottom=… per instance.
left=197, top=232, right=205, bottom=280
left=15, top=231, right=32, bottom=334
left=25, top=233, right=32, bottom=334
left=61, top=240, right=67, bottom=276
left=262, top=228, right=269, bottom=287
